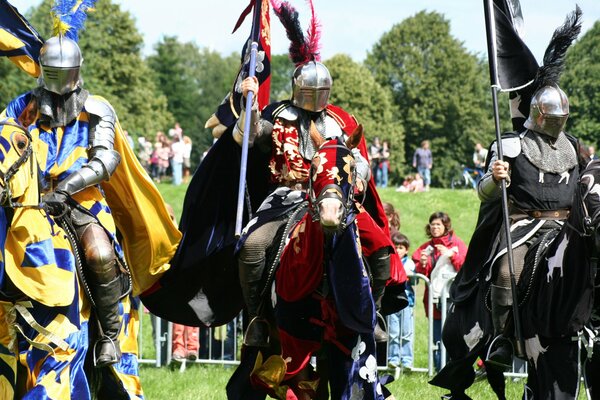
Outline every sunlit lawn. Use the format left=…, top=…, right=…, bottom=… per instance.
left=138, top=184, right=538, bottom=399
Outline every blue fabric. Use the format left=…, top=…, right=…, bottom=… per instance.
left=0, top=1, right=43, bottom=71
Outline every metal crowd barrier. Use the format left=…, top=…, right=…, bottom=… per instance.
left=137, top=312, right=242, bottom=369
left=136, top=275, right=528, bottom=379
left=386, top=273, right=527, bottom=379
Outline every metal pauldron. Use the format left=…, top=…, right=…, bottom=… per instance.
left=85, top=97, right=116, bottom=149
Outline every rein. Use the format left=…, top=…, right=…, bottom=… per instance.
left=566, top=162, right=600, bottom=237
left=0, top=122, right=38, bottom=210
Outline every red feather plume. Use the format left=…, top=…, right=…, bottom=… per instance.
left=270, top=0, right=322, bottom=66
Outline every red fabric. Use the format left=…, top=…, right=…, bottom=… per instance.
left=326, top=105, right=406, bottom=285
left=277, top=214, right=324, bottom=302
left=279, top=328, right=321, bottom=378
left=356, top=209, right=392, bottom=258
left=412, top=233, right=468, bottom=319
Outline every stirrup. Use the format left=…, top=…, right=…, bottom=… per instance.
left=374, top=312, right=389, bottom=342
left=485, top=335, right=514, bottom=371
left=243, top=317, right=270, bottom=348
left=93, top=336, right=121, bottom=368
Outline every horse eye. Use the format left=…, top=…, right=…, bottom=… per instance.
left=12, top=132, right=28, bottom=152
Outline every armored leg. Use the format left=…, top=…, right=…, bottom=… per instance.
left=486, top=285, right=514, bottom=371
left=367, top=248, right=391, bottom=342
left=77, top=219, right=122, bottom=367
left=238, top=218, right=286, bottom=347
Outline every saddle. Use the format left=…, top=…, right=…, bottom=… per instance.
left=517, top=228, right=560, bottom=306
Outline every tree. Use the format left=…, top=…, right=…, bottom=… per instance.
left=16, top=0, right=172, bottom=139
left=562, top=20, right=600, bottom=146
left=147, top=37, right=240, bottom=165
left=270, top=54, right=294, bottom=102
left=366, top=11, right=498, bottom=186
left=325, top=54, right=404, bottom=181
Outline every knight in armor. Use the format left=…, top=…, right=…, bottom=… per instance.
left=236, top=59, right=396, bottom=347
left=6, top=35, right=123, bottom=367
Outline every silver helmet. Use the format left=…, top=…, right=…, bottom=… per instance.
left=523, top=85, right=569, bottom=138
left=291, top=61, right=332, bottom=112
left=39, top=36, right=83, bottom=95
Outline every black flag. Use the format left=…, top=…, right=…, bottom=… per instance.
left=484, top=0, right=539, bottom=131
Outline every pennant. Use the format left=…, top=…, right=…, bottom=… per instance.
left=206, top=0, right=271, bottom=137
left=484, top=0, right=539, bottom=131
left=485, top=0, right=538, bottom=92
left=0, top=0, right=44, bottom=78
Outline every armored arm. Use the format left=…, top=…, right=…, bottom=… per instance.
left=233, top=101, right=273, bottom=149
left=352, top=148, right=372, bottom=190
left=55, top=97, right=121, bottom=196
left=477, top=137, right=518, bottom=202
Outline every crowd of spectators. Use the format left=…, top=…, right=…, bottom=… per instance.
left=135, top=123, right=193, bottom=186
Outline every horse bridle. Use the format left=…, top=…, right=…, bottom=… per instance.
left=0, top=121, right=34, bottom=209
left=307, top=143, right=358, bottom=230
left=572, top=161, right=600, bottom=237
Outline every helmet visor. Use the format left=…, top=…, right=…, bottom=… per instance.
left=293, top=87, right=331, bottom=112
left=42, top=66, right=80, bottom=95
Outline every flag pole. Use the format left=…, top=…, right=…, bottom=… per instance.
left=235, top=0, right=261, bottom=237
left=483, top=0, right=525, bottom=358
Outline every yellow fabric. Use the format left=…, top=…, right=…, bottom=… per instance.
left=251, top=352, right=289, bottom=400
left=0, top=120, right=75, bottom=306
left=93, top=96, right=181, bottom=295
left=8, top=54, right=40, bottom=78
left=0, top=28, right=25, bottom=50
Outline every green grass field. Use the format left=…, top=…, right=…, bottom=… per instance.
left=138, top=184, right=532, bottom=399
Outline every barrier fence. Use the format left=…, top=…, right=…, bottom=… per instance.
left=136, top=275, right=527, bottom=379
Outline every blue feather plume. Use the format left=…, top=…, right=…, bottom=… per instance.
left=52, top=0, right=97, bottom=41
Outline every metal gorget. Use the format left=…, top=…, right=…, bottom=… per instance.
left=521, top=130, right=577, bottom=175
left=34, top=86, right=89, bottom=128
left=298, top=110, right=327, bottom=160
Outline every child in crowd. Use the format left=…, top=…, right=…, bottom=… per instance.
left=388, top=232, right=416, bottom=372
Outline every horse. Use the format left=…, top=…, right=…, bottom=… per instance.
left=0, top=119, right=142, bottom=399
left=431, top=159, right=600, bottom=399
left=225, top=134, right=393, bottom=400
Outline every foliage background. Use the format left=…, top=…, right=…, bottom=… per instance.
left=1, top=1, right=599, bottom=183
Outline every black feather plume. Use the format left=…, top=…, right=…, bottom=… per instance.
left=533, top=5, right=582, bottom=89
left=271, top=0, right=311, bottom=66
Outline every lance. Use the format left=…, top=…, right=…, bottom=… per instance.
left=483, top=0, right=525, bottom=358
left=235, top=0, right=262, bottom=237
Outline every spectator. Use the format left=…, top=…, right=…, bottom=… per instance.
left=383, top=202, right=400, bottom=234
left=590, top=145, right=598, bottom=160
left=168, top=122, right=183, bottom=138
left=396, top=175, right=414, bottom=193
left=473, top=142, right=488, bottom=176
left=380, top=140, right=390, bottom=188
left=170, top=134, right=185, bottom=186
left=137, top=136, right=153, bottom=173
left=370, top=137, right=382, bottom=186
left=388, top=232, right=416, bottom=373
left=409, top=173, right=425, bottom=192
left=183, top=136, right=193, bottom=183
left=123, top=129, right=135, bottom=149
left=412, top=140, right=432, bottom=191
left=412, top=211, right=467, bottom=371
left=199, top=322, right=236, bottom=361
left=155, top=141, right=171, bottom=183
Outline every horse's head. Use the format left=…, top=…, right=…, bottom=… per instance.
left=578, top=160, right=600, bottom=234
left=0, top=119, right=34, bottom=207
left=308, top=127, right=362, bottom=232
